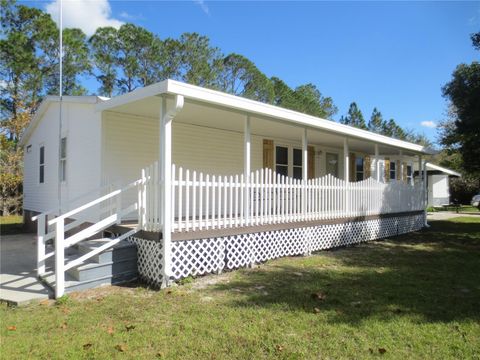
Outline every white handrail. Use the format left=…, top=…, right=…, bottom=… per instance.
left=48, top=179, right=142, bottom=226
left=31, top=181, right=121, bottom=221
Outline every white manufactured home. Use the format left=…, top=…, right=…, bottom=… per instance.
left=21, top=80, right=434, bottom=298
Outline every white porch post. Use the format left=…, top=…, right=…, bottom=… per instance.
left=302, top=128, right=310, bottom=255
left=399, top=150, right=403, bottom=181
left=343, top=138, right=349, bottom=216
left=302, top=129, right=308, bottom=214
left=375, top=144, right=380, bottom=182
left=343, top=138, right=349, bottom=181
left=244, top=115, right=251, bottom=225
left=160, top=95, right=184, bottom=288
left=422, top=158, right=429, bottom=226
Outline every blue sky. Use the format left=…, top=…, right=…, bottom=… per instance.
left=27, top=1, right=480, bottom=144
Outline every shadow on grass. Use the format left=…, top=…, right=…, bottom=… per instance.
left=210, top=220, right=480, bottom=324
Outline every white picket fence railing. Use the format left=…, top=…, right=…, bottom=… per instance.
left=141, top=163, right=424, bottom=233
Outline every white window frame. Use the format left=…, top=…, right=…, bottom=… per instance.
left=355, top=156, right=364, bottom=182
left=60, top=137, right=67, bottom=183
left=406, top=163, right=413, bottom=185
left=39, top=144, right=45, bottom=184
left=390, top=160, right=396, bottom=181
left=274, top=143, right=303, bottom=179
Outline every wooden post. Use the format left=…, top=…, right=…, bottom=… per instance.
left=160, top=95, right=184, bottom=288
left=375, top=144, right=380, bottom=182
left=55, top=220, right=65, bottom=298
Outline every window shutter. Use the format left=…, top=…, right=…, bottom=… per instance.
left=263, top=139, right=274, bottom=170
left=349, top=152, right=356, bottom=182
left=396, top=160, right=401, bottom=180
left=384, top=158, right=390, bottom=182
left=364, top=155, right=371, bottom=179
left=308, top=146, right=315, bottom=179
left=402, top=162, right=407, bottom=182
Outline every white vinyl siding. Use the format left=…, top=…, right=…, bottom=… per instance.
left=23, top=101, right=102, bottom=213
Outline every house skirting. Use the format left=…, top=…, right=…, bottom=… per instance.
left=128, top=211, right=425, bottom=287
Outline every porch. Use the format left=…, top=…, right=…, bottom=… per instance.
left=34, top=80, right=433, bottom=297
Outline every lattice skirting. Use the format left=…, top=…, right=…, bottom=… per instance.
left=130, top=213, right=425, bottom=287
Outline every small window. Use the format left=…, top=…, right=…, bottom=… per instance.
left=293, top=148, right=302, bottom=180
left=39, top=145, right=45, bottom=184
left=355, top=157, right=364, bottom=181
left=60, top=137, right=67, bottom=182
left=390, top=161, right=396, bottom=181
left=275, top=146, right=288, bottom=177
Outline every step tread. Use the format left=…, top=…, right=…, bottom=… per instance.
left=78, top=238, right=136, bottom=253
left=41, top=269, right=137, bottom=290
left=70, top=256, right=137, bottom=272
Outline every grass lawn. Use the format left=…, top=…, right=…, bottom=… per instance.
left=0, top=215, right=24, bottom=235
left=1, top=217, right=479, bottom=359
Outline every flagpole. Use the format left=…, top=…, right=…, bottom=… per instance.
left=58, top=0, right=63, bottom=215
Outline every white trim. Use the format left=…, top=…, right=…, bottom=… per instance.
left=96, top=79, right=435, bottom=155
left=425, top=163, right=461, bottom=177
left=19, top=96, right=103, bottom=147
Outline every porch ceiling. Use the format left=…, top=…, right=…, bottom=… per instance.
left=101, top=92, right=420, bottom=156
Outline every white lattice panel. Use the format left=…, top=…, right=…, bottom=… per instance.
left=171, top=238, right=225, bottom=279
left=128, top=237, right=164, bottom=287
left=131, top=214, right=425, bottom=284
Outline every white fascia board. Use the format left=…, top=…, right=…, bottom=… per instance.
left=165, top=80, right=435, bottom=155
left=426, top=162, right=462, bottom=177
left=95, top=79, right=435, bottom=155
left=95, top=81, right=168, bottom=112
left=19, top=96, right=101, bottom=147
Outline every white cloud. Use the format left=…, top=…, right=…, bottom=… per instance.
left=420, top=121, right=437, bottom=128
left=45, top=0, right=123, bottom=37
left=194, top=0, right=210, bottom=16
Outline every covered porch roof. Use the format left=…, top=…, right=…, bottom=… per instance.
left=96, top=79, right=435, bottom=156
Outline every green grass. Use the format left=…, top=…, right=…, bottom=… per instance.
left=1, top=218, right=479, bottom=359
left=0, top=215, right=24, bottom=235
left=427, top=205, right=479, bottom=213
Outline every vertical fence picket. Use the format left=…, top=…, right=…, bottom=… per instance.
left=192, top=171, right=197, bottom=231
left=199, top=172, right=203, bottom=230
left=185, top=169, right=190, bottom=232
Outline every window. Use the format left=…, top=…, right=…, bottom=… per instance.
left=390, top=161, right=396, bottom=181
left=406, top=164, right=413, bottom=184
left=60, top=137, right=67, bottom=182
left=39, top=145, right=45, bottom=184
left=275, top=146, right=288, bottom=177
left=275, top=145, right=303, bottom=179
left=326, top=153, right=338, bottom=177
left=355, top=157, right=364, bottom=182
left=293, top=148, right=302, bottom=180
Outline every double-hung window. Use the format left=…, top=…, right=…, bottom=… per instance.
left=390, top=161, right=396, bottom=181
left=275, top=145, right=303, bottom=179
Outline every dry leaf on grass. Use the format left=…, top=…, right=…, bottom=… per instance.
left=378, top=348, right=387, bottom=354
left=115, top=344, right=128, bottom=352
left=7, top=326, right=16, bottom=331
left=82, top=343, right=93, bottom=350
left=311, top=292, right=327, bottom=301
